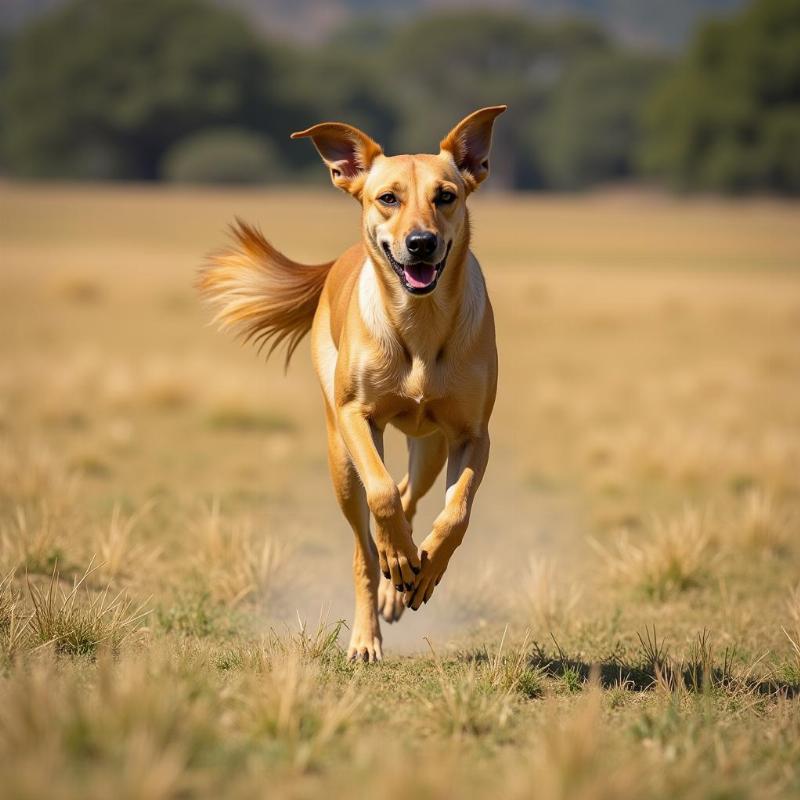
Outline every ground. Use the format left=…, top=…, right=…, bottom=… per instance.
left=0, top=182, right=799, bottom=799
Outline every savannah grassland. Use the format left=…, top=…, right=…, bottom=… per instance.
left=1, top=181, right=799, bottom=799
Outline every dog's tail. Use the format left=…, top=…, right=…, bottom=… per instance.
left=197, top=220, right=334, bottom=368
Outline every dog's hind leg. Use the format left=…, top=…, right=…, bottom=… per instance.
left=398, top=431, right=448, bottom=523
left=325, top=411, right=383, bottom=662
left=377, top=576, right=405, bottom=623
left=379, top=432, right=448, bottom=624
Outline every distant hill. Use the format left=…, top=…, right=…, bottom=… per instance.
left=0, top=0, right=747, bottom=50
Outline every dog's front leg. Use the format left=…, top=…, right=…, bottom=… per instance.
left=403, top=430, right=490, bottom=610
left=337, top=403, right=421, bottom=591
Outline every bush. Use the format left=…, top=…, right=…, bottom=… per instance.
left=0, top=0, right=285, bottom=180
left=536, top=51, right=668, bottom=189
left=641, top=0, right=800, bottom=194
left=161, top=129, right=281, bottom=184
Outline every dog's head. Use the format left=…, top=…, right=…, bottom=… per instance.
left=292, top=106, right=506, bottom=296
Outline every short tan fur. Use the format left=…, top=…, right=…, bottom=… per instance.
left=199, top=105, right=506, bottom=661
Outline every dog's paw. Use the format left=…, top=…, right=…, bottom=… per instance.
left=402, top=531, right=457, bottom=611
left=347, top=625, right=383, bottom=663
left=347, top=614, right=383, bottom=663
left=378, top=576, right=406, bottom=623
left=375, top=521, right=421, bottom=593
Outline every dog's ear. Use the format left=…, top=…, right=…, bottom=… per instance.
left=439, top=105, right=507, bottom=192
left=291, top=122, right=382, bottom=197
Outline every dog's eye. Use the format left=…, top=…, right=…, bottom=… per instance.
left=436, top=190, right=456, bottom=205
left=378, top=192, right=398, bottom=206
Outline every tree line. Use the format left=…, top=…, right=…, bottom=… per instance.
left=0, top=0, right=797, bottom=193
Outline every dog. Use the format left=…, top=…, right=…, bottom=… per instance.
left=198, top=105, right=506, bottom=661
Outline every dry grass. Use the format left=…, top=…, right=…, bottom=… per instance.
left=592, top=508, right=716, bottom=599
left=516, top=688, right=642, bottom=800
left=1, top=563, right=148, bottom=663
left=0, top=572, right=31, bottom=660
left=191, top=501, right=293, bottom=608
left=520, top=556, right=582, bottom=630
left=788, top=584, right=800, bottom=628
left=782, top=585, right=800, bottom=685
left=27, top=565, right=148, bottom=656
left=0, top=505, right=72, bottom=577
left=417, top=653, right=517, bottom=740
left=733, top=488, right=794, bottom=555
left=236, top=651, right=362, bottom=770
left=0, top=445, right=78, bottom=514
left=206, top=401, right=296, bottom=433
left=0, top=183, right=799, bottom=798
left=95, top=501, right=160, bottom=582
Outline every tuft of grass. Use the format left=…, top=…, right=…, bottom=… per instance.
left=417, top=640, right=517, bottom=741
left=269, top=613, right=346, bottom=666
left=28, top=565, right=148, bottom=656
left=592, top=508, right=715, bottom=600
left=636, top=626, right=749, bottom=698
left=733, top=488, right=793, bottom=555
left=0, top=572, right=32, bottom=661
left=475, top=627, right=544, bottom=699
left=635, top=626, right=675, bottom=693
left=781, top=627, right=800, bottom=686
left=95, top=501, right=160, bottom=583
left=781, top=585, right=800, bottom=685
left=192, top=501, right=292, bottom=608
left=212, top=616, right=345, bottom=674
left=516, top=667, right=546, bottom=699
left=0, top=573, right=15, bottom=633
left=420, top=665, right=516, bottom=740
left=0, top=505, right=71, bottom=577
left=236, top=651, right=361, bottom=770
left=560, top=663, right=585, bottom=694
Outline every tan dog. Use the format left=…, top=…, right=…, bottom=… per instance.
left=199, top=106, right=506, bottom=661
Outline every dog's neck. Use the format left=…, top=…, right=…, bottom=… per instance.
left=359, top=237, right=485, bottom=362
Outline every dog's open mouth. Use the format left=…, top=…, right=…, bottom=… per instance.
left=382, top=242, right=451, bottom=296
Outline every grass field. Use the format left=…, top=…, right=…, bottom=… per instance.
left=1, top=181, right=799, bottom=799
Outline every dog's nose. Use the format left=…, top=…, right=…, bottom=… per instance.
left=406, top=230, right=438, bottom=259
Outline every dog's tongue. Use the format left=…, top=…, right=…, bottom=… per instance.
left=404, top=262, right=437, bottom=289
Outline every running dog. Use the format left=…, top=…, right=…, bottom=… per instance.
left=198, top=105, right=506, bottom=661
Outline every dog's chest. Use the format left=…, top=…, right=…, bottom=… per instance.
left=385, top=355, right=444, bottom=434
left=401, top=355, right=434, bottom=403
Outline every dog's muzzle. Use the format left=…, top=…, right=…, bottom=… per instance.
left=381, top=241, right=451, bottom=296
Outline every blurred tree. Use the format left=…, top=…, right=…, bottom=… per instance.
left=641, top=0, right=800, bottom=193
left=0, top=2, right=681, bottom=190
left=0, top=34, right=8, bottom=172
left=1, top=0, right=297, bottom=179
left=381, top=12, right=612, bottom=189
left=284, top=44, right=401, bottom=177
left=536, top=50, right=668, bottom=189
left=161, top=128, right=281, bottom=183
